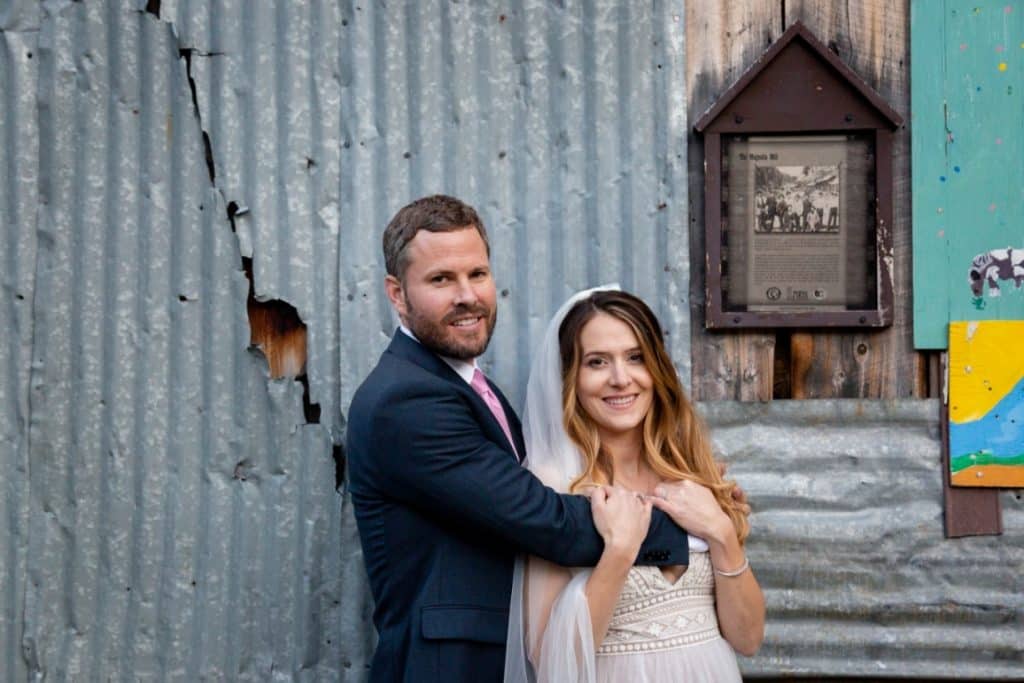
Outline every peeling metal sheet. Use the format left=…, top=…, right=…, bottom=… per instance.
left=6, top=3, right=341, bottom=680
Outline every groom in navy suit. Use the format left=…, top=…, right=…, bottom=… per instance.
left=346, top=195, right=691, bottom=682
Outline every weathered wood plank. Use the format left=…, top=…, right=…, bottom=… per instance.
left=789, top=330, right=891, bottom=398
left=782, top=0, right=924, bottom=398
left=940, top=365, right=1003, bottom=537
left=687, top=0, right=780, bottom=401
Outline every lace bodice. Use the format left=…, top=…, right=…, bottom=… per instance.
left=597, top=551, right=721, bottom=656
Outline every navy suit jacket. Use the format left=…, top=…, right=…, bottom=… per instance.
left=346, top=331, right=690, bottom=682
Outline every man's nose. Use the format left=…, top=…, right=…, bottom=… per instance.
left=452, top=277, right=479, bottom=306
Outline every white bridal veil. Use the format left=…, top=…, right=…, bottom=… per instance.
left=503, top=285, right=619, bottom=683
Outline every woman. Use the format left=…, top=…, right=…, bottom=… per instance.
left=505, top=288, right=764, bottom=682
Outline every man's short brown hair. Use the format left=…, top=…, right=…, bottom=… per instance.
left=382, top=195, right=490, bottom=280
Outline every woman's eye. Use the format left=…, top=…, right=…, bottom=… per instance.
left=629, top=353, right=644, bottom=363
left=585, top=358, right=605, bottom=368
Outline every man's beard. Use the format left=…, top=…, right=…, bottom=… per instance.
left=405, top=299, right=497, bottom=360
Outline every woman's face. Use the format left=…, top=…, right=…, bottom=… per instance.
left=575, top=312, right=654, bottom=443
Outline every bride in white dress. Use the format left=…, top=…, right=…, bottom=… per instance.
left=504, top=287, right=764, bottom=682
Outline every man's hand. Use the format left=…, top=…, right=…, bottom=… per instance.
left=591, top=485, right=651, bottom=557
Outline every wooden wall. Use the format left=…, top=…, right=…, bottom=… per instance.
left=686, top=0, right=929, bottom=401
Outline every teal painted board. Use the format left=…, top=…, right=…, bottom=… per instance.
left=912, top=0, right=1024, bottom=349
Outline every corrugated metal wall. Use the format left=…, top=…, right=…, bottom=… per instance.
left=711, top=400, right=1023, bottom=679
left=1, top=0, right=1022, bottom=680
left=2, top=2, right=342, bottom=680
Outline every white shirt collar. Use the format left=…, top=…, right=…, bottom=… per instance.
left=399, top=325, right=477, bottom=384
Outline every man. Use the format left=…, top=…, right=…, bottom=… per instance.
left=346, top=195, right=691, bottom=682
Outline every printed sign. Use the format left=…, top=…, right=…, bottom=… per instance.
left=722, top=135, right=874, bottom=312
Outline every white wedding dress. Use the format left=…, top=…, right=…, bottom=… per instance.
left=592, top=552, right=741, bottom=682
left=504, top=286, right=743, bottom=683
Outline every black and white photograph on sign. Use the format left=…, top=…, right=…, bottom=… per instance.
left=754, top=164, right=840, bottom=234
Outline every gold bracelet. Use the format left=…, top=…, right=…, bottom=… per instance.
left=713, top=556, right=750, bottom=577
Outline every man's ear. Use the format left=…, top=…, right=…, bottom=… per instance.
left=384, top=274, right=408, bottom=322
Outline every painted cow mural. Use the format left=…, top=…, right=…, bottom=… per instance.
left=968, top=247, right=1024, bottom=298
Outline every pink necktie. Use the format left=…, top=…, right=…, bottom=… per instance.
left=471, top=368, right=519, bottom=459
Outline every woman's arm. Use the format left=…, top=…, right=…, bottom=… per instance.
left=704, top=516, right=765, bottom=656
left=520, top=487, right=649, bottom=681
left=584, top=486, right=651, bottom=647
left=651, top=480, right=765, bottom=656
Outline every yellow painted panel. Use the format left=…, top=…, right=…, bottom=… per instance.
left=948, top=320, right=1024, bottom=423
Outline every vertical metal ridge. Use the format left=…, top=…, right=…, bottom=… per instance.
left=403, top=1, right=423, bottom=197
left=650, top=4, right=671, bottom=342
left=271, top=0, right=290, bottom=297
left=88, top=5, right=120, bottom=676
left=438, top=1, right=456, bottom=192
left=0, top=5, right=39, bottom=680
left=119, top=8, right=153, bottom=671
left=543, top=3, right=566, bottom=314
left=55, top=5, right=87, bottom=674
left=505, top=5, right=532, bottom=409
left=369, top=1, right=394, bottom=333
left=616, top=2, right=635, bottom=295
left=155, top=13, right=187, bottom=675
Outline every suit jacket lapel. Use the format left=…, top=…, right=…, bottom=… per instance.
left=385, top=330, right=523, bottom=461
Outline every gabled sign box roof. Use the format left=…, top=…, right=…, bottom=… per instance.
left=694, top=21, right=903, bottom=133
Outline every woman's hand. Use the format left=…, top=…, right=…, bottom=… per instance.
left=651, top=479, right=765, bottom=655
left=650, top=479, right=733, bottom=545
left=590, top=485, right=651, bottom=558
left=585, top=486, right=653, bottom=648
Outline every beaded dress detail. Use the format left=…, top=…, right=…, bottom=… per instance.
left=593, top=551, right=742, bottom=682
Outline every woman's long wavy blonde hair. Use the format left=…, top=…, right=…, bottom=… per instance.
left=559, top=291, right=749, bottom=544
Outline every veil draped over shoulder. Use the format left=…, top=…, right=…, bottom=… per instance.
left=503, top=285, right=619, bottom=683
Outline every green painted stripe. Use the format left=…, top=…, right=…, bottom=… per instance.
left=950, top=452, right=1024, bottom=473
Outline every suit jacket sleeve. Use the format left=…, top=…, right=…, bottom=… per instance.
left=365, top=382, right=689, bottom=567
